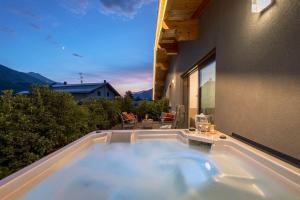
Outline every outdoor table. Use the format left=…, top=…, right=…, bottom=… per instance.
left=141, top=119, right=153, bottom=129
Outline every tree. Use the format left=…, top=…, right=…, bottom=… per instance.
left=0, top=86, right=121, bottom=179
left=124, top=90, right=134, bottom=99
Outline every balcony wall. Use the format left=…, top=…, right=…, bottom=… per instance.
left=165, top=0, right=300, bottom=160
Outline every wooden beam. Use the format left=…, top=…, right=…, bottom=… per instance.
left=164, top=19, right=199, bottom=41
left=154, top=85, right=165, bottom=98
left=165, top=0, right=204, bottom=21
left=155, top=66, right=168, bottom=80
left=156, top=62, right=169, bottom=71
left=192, top=0, right=211, bottom=18
left=154, top=79, right=165, bottom=87
left=153, top=0, right=211, bottom=99
left=156, top=48, right=169, bottom=63
left=161, top=28, right=176, bottom=38
left=159, top=42, right=178, bottom=55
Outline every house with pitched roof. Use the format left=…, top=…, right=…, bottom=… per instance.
left=51, top=80, right=120, bottom=102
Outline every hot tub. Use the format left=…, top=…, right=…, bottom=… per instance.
left=0, top=130, right=299, bottom=200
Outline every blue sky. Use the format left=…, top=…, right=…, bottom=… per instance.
left=0, top=0, right=157, bottom=94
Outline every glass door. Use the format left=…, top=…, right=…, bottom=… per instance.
left=183, top=76, right=189, bottom=128
left=188, top=70, right=198, bottom=127
left=199, top=61, right=216, bottom=124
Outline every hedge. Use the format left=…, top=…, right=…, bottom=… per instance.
left=0, top=86, right=169, bottom=179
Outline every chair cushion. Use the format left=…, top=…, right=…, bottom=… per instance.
left=165, top=112, right=175, bottom=120
left=163, top=117, right=173, bottom=122
left=122, top=112, right=135, bottom=121
left=128, top=113, right=135, bottom=120
left=122, top=112, right=131, bottom=121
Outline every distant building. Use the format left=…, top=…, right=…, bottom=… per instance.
left=51, top=80, right=120, bottom=102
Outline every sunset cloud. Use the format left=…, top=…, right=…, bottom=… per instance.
left=0, top=0, right=156, bottom=94
left=62, top=63, right=153, bottom=94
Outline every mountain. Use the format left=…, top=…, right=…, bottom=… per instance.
left=133, top=89, right=152, bottom=100
left=0, top=64, right=54, bottom=92
left=27, top=72, right=55, bottom=84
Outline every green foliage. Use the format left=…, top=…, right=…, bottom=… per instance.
left=136, top=98, right=169, bottom=121
left=83, top=99, right=121, bottom=130
left=0, top=86, right=168, bottom=179
left=118, top=96, right=135, bottom=113
left=124, top=90, right=134, bottom=99
left=0, top=86, right=120, bottom=179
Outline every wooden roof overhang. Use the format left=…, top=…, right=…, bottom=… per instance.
left=152, top=0, right=211, bottom=100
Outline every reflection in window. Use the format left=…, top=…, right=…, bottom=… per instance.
left=199, top=61, right=216, bottom=123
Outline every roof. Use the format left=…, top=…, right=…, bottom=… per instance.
left=153, top=0, right=211, bottom=100
left=51, top=82, right=121, bottom=96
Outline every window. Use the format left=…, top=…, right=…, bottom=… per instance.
left=199, top=61, right=216, bottom=123
left=107, top=92, right=109, bottom=97
left=97, top=91, right=101, bottom=96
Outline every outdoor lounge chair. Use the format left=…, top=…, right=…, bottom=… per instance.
left=120, top=112, right=138, bottom=129
left=160, top=105, right=185, bottom=129
left=160, top=111, right=176, bottom=126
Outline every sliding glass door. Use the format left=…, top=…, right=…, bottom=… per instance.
left=188, top=70, right=198, bottom=127
left=182, top=51, right=216, bottom=128
left=199, top=61, right=216, bottom=123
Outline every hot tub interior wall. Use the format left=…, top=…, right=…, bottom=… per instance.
left=165, top=0, right=300, bottom=160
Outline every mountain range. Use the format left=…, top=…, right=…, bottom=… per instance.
left=132, top=89, right=152, bottom=100
left=0, top=64, right=55, bottom=92
left=0, top=64, right=153, bottom=99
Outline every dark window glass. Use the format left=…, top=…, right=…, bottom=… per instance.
left=97, top=91, right=101, bottom=96
left=107, top=92, right=109, bottom=97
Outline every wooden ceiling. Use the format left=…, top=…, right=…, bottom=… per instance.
left=153, top=0, right=211, bottom=100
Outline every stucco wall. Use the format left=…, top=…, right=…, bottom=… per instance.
left=165, top=0, right=300, bottom=159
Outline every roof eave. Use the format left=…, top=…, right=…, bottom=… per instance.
left=153, top=0, right=211, bottom=100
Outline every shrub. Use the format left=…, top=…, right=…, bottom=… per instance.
left=136, top=98, right=169, bottom=120
left=0, top=86, right=121, bottom=179
left=83, top=99, right=121, bottom=130
left=0, top=86, right=168, bottom=179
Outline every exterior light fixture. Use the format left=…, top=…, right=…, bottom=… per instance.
left=172, top=79, right=175, bottom=84
left=251, top=0, right=272, bottom=13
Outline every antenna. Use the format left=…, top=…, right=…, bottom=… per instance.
left=79, top=72, right=83, bottom=84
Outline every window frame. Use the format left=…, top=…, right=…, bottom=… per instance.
left=181, top=48, right=216, bottom=126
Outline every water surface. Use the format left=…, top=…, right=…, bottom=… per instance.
left=19, top=140, right=299, bottom=200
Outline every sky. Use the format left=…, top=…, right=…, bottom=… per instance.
left=0, top=0, right=157, bottom=94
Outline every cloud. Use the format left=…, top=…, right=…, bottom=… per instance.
left=60, top=0, right=90, bottom=15
left=45, top=34, right=60, bottom=46
left=72, top=53, right=84, bottom=58
left=10, top=8, right=41, bottom=20
left=28, top=23, right=41, bottom=30
left=45, top=34, right=81, bottom=56
left=63, top=63, right=153, bottom=94
left=0, top=26, right=15, bottom=34
left=99, top=0, right=155, bottom=18
left=59, top=0, right=155, bottom=18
